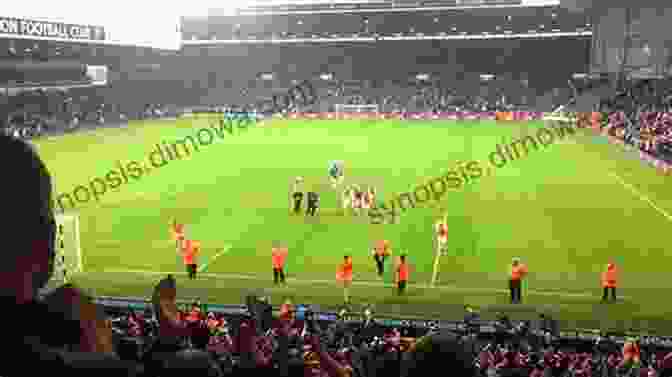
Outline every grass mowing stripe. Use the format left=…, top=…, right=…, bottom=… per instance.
left=96, top=269, right=631, bottom=300
left=609, top=172, right=672, bottom=223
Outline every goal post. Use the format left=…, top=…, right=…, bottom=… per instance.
left=430, top=244, right=442, bottom=288
left=53, top=213, right=83, bottom=284
left=334, top=104, right=380, bottom=114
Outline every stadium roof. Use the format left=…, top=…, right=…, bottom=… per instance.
left=183, top=0, right=562, bottom=17
left=181, top=5, right=591, bottom=43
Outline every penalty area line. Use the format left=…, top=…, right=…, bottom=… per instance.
left=198, top=245, right=232, bottom=273
left=95, top=269, right=629, bottom=300
left=609, top=172, right=672, bottom=223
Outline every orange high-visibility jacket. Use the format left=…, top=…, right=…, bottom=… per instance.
left=337, top=259, right=353, bottom=282
left=182, top=240, right=199, bottom=265
left=510, top=264, right=528, bottom=281
left=397, top=262, right=409, bottom=282
left=602, top=264, right=618, bottom=288
left=272, top=247, right=288, bottom=268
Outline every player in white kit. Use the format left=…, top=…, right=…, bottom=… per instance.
left=329, top=160, right=345, bottom=189
left=342, top=185, right=353, bottom=211
left=435, top=215, right=448, bottom=256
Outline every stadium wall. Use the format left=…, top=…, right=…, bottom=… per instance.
left=590, top=5, right=672, bottom=77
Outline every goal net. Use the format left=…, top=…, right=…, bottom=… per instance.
left=543, top=111, right=577, bottom=128
left=51, top=213, right=83, bottom=285
left=334, top=104, right=380, bottom=114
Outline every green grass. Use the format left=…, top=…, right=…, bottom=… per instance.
left=36, top=116, right=672, bottom=334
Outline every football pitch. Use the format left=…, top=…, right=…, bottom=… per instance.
left=36, top=116, right=672, bottom=333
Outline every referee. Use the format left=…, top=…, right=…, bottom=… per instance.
left=509, top=257, right=528, bottom=304
left=291, top=177, right=304, bottom=214
left=372, top=240, right=391, bottom=278
left=306, top=191, right=319, bottom=216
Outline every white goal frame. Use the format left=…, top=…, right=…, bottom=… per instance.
left=54, top=213, right=83, bottom=283
left=430, top=246, right=442, bottom=288
left=334, top=104, right=380, bottom=114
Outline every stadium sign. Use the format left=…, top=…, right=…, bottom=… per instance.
left=1, top=4, right=180, bottom=49
left=0, top=17, right=105, bottom=41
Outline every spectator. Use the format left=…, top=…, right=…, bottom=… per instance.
left=401, top=331, right=476, bottom=377
left=151, top=274, right=191, bottom=350
left=0, top=135, right=141, bottom=377
left=190, top=323, right=211, bottom=351
left=170, top=349, right=223, bottom=376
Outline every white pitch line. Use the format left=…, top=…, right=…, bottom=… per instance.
left=609, top=172, right=672, bottom=223
left=198, top=245, right=232, bottom=273
left=95, top=269, right=629, bottom=300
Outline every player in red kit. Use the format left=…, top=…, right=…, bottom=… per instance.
left=362, top=187, right=373, bottom=210
left=352, top=186, right=364, bottom=216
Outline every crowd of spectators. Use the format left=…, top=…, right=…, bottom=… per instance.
left=42, top=285, right=672, bottom=377
left=0, top=71, right=579, bottom=141
left=317, top=78, right=529, bottom=114
left=591, top=78, right=672, bottom=162
left=0, top=85, right=183, bottom=139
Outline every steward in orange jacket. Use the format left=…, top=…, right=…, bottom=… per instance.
left=396, top=255, right=409, bottom=296
left=509, top=258, right=528, bottom=304
left=601, top=263, right=618, bottom=302
left=336, top=256, right=353, bottom=304
left=182, top=240, right=200, bottom=280
left=272, top=246, right=288, bottom=285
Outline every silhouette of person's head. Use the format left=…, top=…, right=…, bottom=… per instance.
left=0, top=135, right=55, bottom=303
